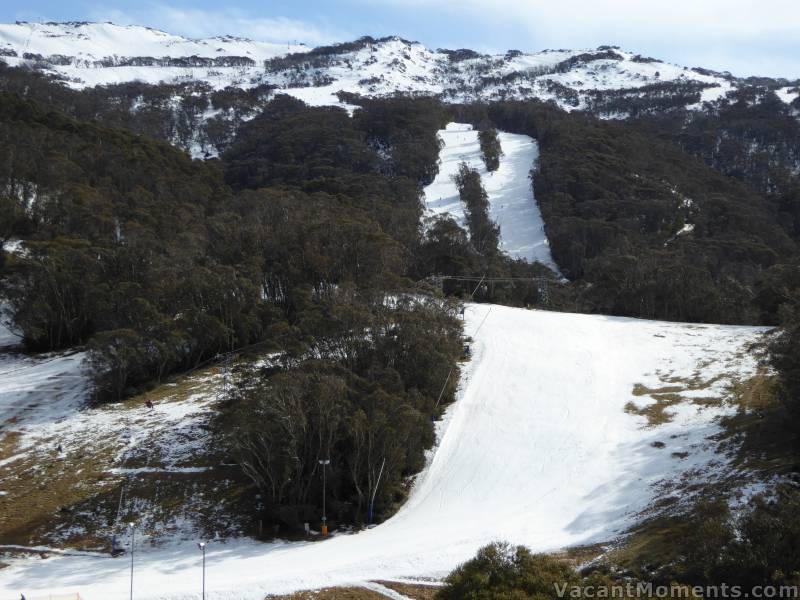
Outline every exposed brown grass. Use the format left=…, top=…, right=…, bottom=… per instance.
left=626, top=374, right=729, bottom=426
left=611, top=368, right=795, bottom=575
left=0, top=363, right=254, bottom=549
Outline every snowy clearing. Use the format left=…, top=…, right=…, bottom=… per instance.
left=423, top=123, right=561, bottom=273
left=0, top=304, right=767, bottom=599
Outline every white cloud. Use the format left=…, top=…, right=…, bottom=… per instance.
left=357, top=0, right=800, bottom=77
left=368, top=0, right=800, bottom=40
left=86, top=0, right=800, bottom=77
left=91, top=4, right=348, bottom=46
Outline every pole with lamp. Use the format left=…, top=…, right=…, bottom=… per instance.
left=318, top=458, right=330, bottom=536
left=128, top=522, right=135, bottom=600
left=197, top=542, right=207, bottom=600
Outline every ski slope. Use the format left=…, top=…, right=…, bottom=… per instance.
left=423, top=123, right=561, bottom=273
left=0, top=304, right=766, bottom=599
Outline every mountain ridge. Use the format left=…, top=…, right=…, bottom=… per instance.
left=2, top=21, right=798, bottom=113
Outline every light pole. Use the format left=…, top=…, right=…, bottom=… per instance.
left=318, top=458, right=330, bottom=536
left=128, top=522, right=135, bottom=600
left=197, top=542, right=206, bottom=600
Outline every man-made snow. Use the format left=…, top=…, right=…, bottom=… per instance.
left=423, top=123, right=560, bottom=273
left=0, top=304, right=766, bottom=598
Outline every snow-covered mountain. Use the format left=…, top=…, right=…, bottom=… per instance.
left=4, top=21, right=794, bottom=112
left=0, top=21, right=306, bottom=63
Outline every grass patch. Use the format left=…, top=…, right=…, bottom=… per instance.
left=610, top=368, right=797, bottom=578
left=265, top=582, right=443, bottom=600
left=0, top=362, right=256, bottom=549
left=627, top=373, right=734, bottom=426
left=631, top=384, right=684, bottom=396
left=717, top=369, right=797, bottom=478
left=0, top=436, right=119, bottom=547
left=607, top=514, right=695, bottom=573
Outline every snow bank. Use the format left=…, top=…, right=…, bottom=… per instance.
left=423, top=123, right=561, bottom=273
left=0, top=305, right=767, bottom=598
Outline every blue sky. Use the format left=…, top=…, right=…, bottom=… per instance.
left=2, top=0, right=799, bottom=78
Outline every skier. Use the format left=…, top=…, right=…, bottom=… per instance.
left=145, top=399, right=154, bottom=411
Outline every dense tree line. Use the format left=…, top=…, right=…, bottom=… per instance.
left=221, top=293, right=463, bottom=527
left=0, top=61, right=275, bottom=156
left=0, top=91, right=456, bottom=402
left=631, top=87, right=800, bottom=243
left=0, top=92, right=236, bottom=361
left=585, top=81, right=712, bottom=117
left=633, top=88, right=800, bottom=197
left=478, top=127, right=502, bottom=171
left=487, top=100, right=798, bottom=324
left=455, top=163, right=501, bottom=256
left=222, top=93, right=447, bottom=249
left=769, top=271, right=800, bottom=421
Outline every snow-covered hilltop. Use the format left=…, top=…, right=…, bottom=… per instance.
left=0, top=21, right=753, bottom=111
left=0, top=21, right=306, bottom=62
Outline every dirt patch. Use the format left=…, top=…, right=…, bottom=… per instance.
left=266, top=588, right=388, bottom=600
left=376, top=580, right=440, bottom=599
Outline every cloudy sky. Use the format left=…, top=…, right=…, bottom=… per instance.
left=2, top=0, right=799, bottom=78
